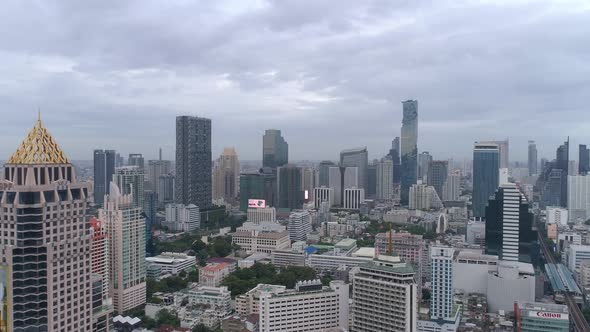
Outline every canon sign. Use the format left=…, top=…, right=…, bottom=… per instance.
left=528, top=310, right=568, bottom=320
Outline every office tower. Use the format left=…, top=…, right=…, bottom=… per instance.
left=340, top=147, right=368, bottom=190
left=499, top=167, right=509, bottom=185
left=400, top=100, right=418, bottom=205
left=1, top=119, right=94, bottom=331
left=90, top=217, right=113, bottom=331
left=328, top=166, right=358, bottom=206
left=158, top=174, right=175, bottom=206
left=389, top=137, right=402, bottom=184
left=485, top=183, right=537, bottom=263
left=143, top=190, right=158, bottom=244
left=430, top=247, right=454, bottom=320
left=288, top=210, right=312, bottom=241
left=418, top=151, right=432, bottom=182
left=163, top=203, right=200, bottom=232
left=344, top=187, right=365, bottom=209
left=300, top=166, right=315, bottom=201
left=259, top=280, right=349, bottom=332
left=314, top=186, right=334, bottom=209
left=409, top=183, right=442, bottom=210
left=556, top=139, right=569, bottom=207
left=427, top=160, right=448, bottom=200
left=480, top=139, right=509, bottom=169
left=376, top=158, right=394, bottom=200
left=472, top=142, right=500, bottom=219
left=94, top=149, right=116, bottom=206
left=100, top=183, right=146, bottom=313
left=175, top=115, right=212, bottom=209
left=580, top=144, right=590, bottom=175
left=442, top=174, right=460, bottom=201
left=247, top=206, right=277, bottom=224
left=568, top=175, right=590, bottom=223
left=212, top=147, right=240, bottom=203
left=367, top=162, right=377, bottom=198
left=262, top=129, right=288, bottom=169
left=113, top=166, right=145, bottom=208
left=277, top=165, right=303, bottom=210
left=147, top=159, right=172, bottom=203
left=239, top=171, right=276, bottom=211
left=351, top=255, right=418, bottom=332
left=318, top=160, right=335, bottom=187
left=127, top=153, right=144, bottom=169
left=528, top=140, right=538, bottom=176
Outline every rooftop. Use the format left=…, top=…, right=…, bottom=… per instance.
left=200, top=262, right=230, bottom=272
left=7, top=116, right=70, bottom=165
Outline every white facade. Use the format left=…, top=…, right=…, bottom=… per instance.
left=452, top=249, right=498, bottom=294
left=500, top=183, right=521, bottom=262
left=328, top=166, right=358, bottom=206
left=145, top=252, right=196, bottom=277
left=248, top=206, right=276, bottom=224
left=199, top=263, right=232, bottom=287
left=288, top=210, right=312, bottom=242
left=466, top=221, right=486, bottom=246
left=499, top=168, right=509, bottom=185
left=343, top=187, right=365, bottom=210
left=486, top=261, right=535, bottom=313
left=567, top=175, right=590, bottom=223
left=232, top=222, right=291, bottom=254
left=308, top=254, right=372, bottom=272
left=409, top=183, right=443, bottom=210
left=430, top=247, right=455, bottom=320
left=164, top=203, right=200, bottom=232
left=567, top=244, right=590, bottom=276
left=377, top=159, right=394, bottom=200
left=188, top=285, right=232, bottom=317
left=314, top=186, right=334, bottom=209
left=235, top=284, right=287, bottom=316
left=558, top=232, right=582, bottom=246
left=546, top=206, right=569, bottom=226
left=442, top=174, right=460, bottom=201
left=259, top=280, right=349, bottom=332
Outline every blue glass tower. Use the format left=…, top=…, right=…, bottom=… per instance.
left=472, top=142, right=499, bottom=218
left=400, top=100, right=418, bottom=205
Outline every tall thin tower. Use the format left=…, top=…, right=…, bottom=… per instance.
left=400, top=100, right=418, bottom=205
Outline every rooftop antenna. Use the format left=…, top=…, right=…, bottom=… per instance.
left=37, top=107, right=41, bottom=122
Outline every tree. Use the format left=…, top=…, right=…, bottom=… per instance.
left=423, top=231, right=436, bottom=240
left=193, top=324, right=212, bottom=332
left=422, top=288, right=431, bottom=301
left=585, top=219, right=590, bottom=226
left=407, top=225, right=426, bottom=235
left=156, top=309, right=180, bottom=327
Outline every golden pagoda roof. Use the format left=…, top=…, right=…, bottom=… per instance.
left=7, top=116, right=70, bottom=165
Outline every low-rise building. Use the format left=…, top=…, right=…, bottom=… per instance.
left=248, top=206, right=276, bottom=224
left=271, top=249, right=307, bottom=268
left=514, top=301, right=569, bottom=332
left=145, top=253, right=196, bottom=278
left=567, top=244, right=590, bottom=276
left=231, top=222, right=291, bottom=255
left=235, top=284, right=287, bottom=316
left=308, top=253, right=372, bottom=272
left=199, top=262, right=232, bottom=287
left=188, top=285, right=232, bottom=317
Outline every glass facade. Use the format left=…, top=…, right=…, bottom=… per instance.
left=472, top=144, right=499, bottom=218
left=400, top=100, right=418, bottom=205
left=262, top=129, right=288, bottom=169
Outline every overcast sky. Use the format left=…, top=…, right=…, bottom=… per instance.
left=0, top=0, right=589, bottom=163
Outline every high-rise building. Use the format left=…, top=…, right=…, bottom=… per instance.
left=389, top=137, right=402, bottom=184
left=430, top=247, right=455, bottom=320
left=212, top=147, right=240, bottom=203
left=400, top=100, right=418, bottom=205
left=262, top=129, right=288, bottom=169
left=318, top=160, right=335, bottom=187
left=158, top=174, right=175, bottom=206
left=427, top=160, right=448, bottom=200
left=94, top=149, right=116, bottom=206
left=418, top=151, right=432, bottom=182
left=480, top=139, right=509, bottom=169
left=351, top=255, right=418, bottom=332
left=113, top=166, right=145, bottom=209
left=579, top=144, right=589, bottom=176
left=514, top=302, right=569, bottom=332
left=376, top=158, right=394, bottom=200
left=300, top=166, right=315, bottom=202
left=100, top=183, right=147, bottom=313
left=556, top=139, right=569, bottom=207
left=328, top=166, right=358, bottom=206
left=143, top=190, right=158, bottom=244
left=277, top=165, right=303, bottom=210
left=314, top=186, right=334, bottom=209
left=409, top=183, right=442, bottom=210
left=239, top=171, right=276, bottom=211
left=343, top=187, right=365, bottom=210
left=367, top=161, right=377, bottom=198
left=127, top=153, right=144, bottom=169
left=288, top=210, right=312, bottom=241
left=147, top=159, right=172, bottom=204
left=567, top=175, right=590, bottom=223
left=340, top=147, right=369, bottom=190
left=175, top=115, right=212, bottom=209
left=247, top=206, right=277, bottom=224
left=443, top=174, right=461, bottom=201
left=1, top=119, right=94, bottom=331
left=485, top=183, right=537, bottom=263
left=90, top=217, right=113, bottom=332
left=472, top=142, right=500, bottom=219
left=528, top=140, right=538, bottom=176
left=163, top=203, right=200, bottom=232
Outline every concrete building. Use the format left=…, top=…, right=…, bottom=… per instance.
left=314, top=186, right=334, bottom=209
left=452, top=249, right=498, bottom=294
left=301, top=166, right=316, bottom=202
left=376, top=158, right=394, bottom=200
left=239, top=171, right=277, bottom=212
left=351, top=255, right=418, bottom=332
left=343, top=187, right=365, bottom=210
left=94, top=149, right=116, bottom=207
left=288, top=210, right=312, bottom=242
left=175, top=115, right=212, bottom=209
left=515, top=301, right=569, bottom=332
left=528, top=141, right=538, bottom=176
left=199, top=262, right=232, bottom=287
left=100, top=183, right=147, bottom=313
left=308, top=254, right=373, bottom=272
left=235, top=284, right=287, bottom=316
left=212, top=147, right=240, bottom=203
left=328, top=166, right=358, bottom=206
left=188, top=285, right=232, bottom=317
left=247, top=206, right=276, bottom=224
left=271, top=249, right=307, bottom=268
left=90, top=218, right=114, bottom=331
left=158, top=173, right=175, bottom=206
left=263, top=129, right=288, bottom=169
left=0, top=119, right=96, bottom=331
left=400, top=100, right=418, bottom=205
left=567, top=175, right=590, bottom=223
left=472, top=142, right=499, bottom=219
left=340, top=147, right=368, bottom=190
left=430, top=247, right=455, bottom=320
left=145, top=252, right=196, bottom=278
left=375, top=231, right=424, bottom=272
left=277, top=164, right=303, bottom=210
left=147, top=159, right=172, bottom=203
left=259, top=280, right=349, bottom=332
left=442, top=174, right=460, bottom=202
left=113, top=166, right=144, bottom=209
left=418, top=152, right=432, bottom=183
left=546, top=206, right=569, bottom=226
left=486, top=261, right=535, bottom=313
left=409, top=183, right=443, bottom=210
left=231, top=222, right=291, bottom=254
left=164, top=203, right=200, bottom=232
left=567, top=244, right=590, bottom=276
left=466, top=220, right=486, bottom=246
left=578, top=261, right=590, bottom=291
left=427, top=160, right=448, bottom=200
left=127, top=153, right=144, bottom=169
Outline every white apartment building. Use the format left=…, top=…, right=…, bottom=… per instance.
left=568, top=175, right=590, bottom=223
left=199, top=262, right=232, bottom=287
left=567, top=244, right=590, bottom=276
left=235, top=284, right=287, bottom=316
left=248, top=206, right=276, bottom=224
left=351, top=255, right=418, bottom=332
left=500, top=183, right=521, bottom=262
left=314, top=186, right=334, bottom=209
left=442, top=174, right=460, bottom=201
left=578, top=261, right=590, bottom=291
left=259, top=280, right=349, bottom=332
left=377, top=159, right=394, bottom=200
left=164, top=203, right=200, bottom=232
left=288, top=210, right=312, bottom=242
left=188, top=285, right=232, bottom=317
left=231, top=222, right=291, bottom=254
left=344, top=187, right=365, bottom=210
left=409, top=183, right=443, bottom=210
left=430, top=247, right=455, bottom=320
left=271, top=249, right=307, bottom=268
left=145, top=252, right=196, bottom=277
left=546, top=206, right=569, bottom=226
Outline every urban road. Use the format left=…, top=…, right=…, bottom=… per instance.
left=537, top=224, right=590, bottom=332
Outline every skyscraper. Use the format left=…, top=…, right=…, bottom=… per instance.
left=485, top=183, right=537, bottom=263
left=328, top=166, right=358, bottom=206
left=389, top=137, right=402, bottom=184
left=113, top=166, right=145, bottom=209
left=442, top=174, right=460, bottom=201
left=400, top=100, right=418, bottom=205
left=567, top=175, right=590, bottom=223
left=127, top=153, right=144, bottom=169
left=430, top=247, right=455, bottom=320
left=472, top=142, right=500, bottom=219
left=1, top=118, right=94, bottom=331
left=367, top=161, right=377, bottom=198
left=376, top=158, right=393, bottom=200
left=100, top=182, right=147, bottom=313
left=556, top=139, right=569, bottom=207
left=288, top=210, right=312, bottom=241
left=318, top=160, right=335, bottom=187
left=239, top=171, right=276, bottom=211
left=147, top=159, right=172, bottom=203
left=528, top=140, right=538, bottom=176
left=90, top=217, right=113, bottom=331
left=262, top=129, right=288, bottom=169
left=300, top=166, right=315, bottom=202
left=427, top=160, right=448, bottom=200
left=94, top=149, right=116, bottom=207
left=277, top=165, right=303, bottom=210
left=175, top=115, right=212, bottom=209
left=212, top=147, right=240, bottom=203
left=418, top=151, right=432, bottom=182
left=579, top=144, right=589, bottom=175
left=340, top=147, right=368, bottom=190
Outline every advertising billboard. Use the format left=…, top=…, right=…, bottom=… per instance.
left=248, top=199, right=266, bottom=208
left=527, top=310, right=568, bottom=320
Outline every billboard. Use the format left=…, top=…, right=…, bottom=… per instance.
left=528, top=310, right=568, bottom=320
left=248, top=199, right=266, bottom=208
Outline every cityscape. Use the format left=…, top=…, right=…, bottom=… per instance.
left=1, top=1, right=590, bottom=332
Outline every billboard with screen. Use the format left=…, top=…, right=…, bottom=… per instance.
left=248, top=199, right=266, bottom=208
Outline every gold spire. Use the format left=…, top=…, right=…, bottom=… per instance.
left=7, top=116, right=70, bottom=165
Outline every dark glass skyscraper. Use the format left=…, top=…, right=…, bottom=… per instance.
left=262, top=129, right=288, bottom=169
left=175, top=115, right=212, bottom=209
left=400, top=100, right=418, bottom=205
left=388, top=137, right=401, bottom=184
left=93, top=149, right=116, bottom=207
left=555, top=138, right=569, bottom=207
left=579, top=144, right=589, bottom=175
left=277, top=164, right=303, bottom=210
left=472, top=142, right=499, bottom=219
left=528, top=140, right=538, bottom=176
left=340, top=147, right=368, bottom=190
left=238, top=171, right=276, bottom=211
left=427, top=160, right=448, bottom=200
left=318, top=160, right=335, bottom=187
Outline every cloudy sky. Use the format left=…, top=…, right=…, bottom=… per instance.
left=0, top=0, right=589, bottom=163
